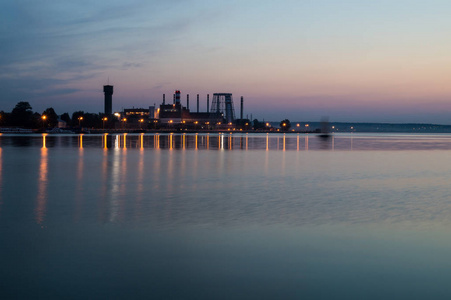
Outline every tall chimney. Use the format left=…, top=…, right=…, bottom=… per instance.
left=187, top=94, right=189, bottom=109
left=173, top=94, right=175, bottom=104
left=175, top=90, right=181, bottom=104
left=163, top=94, right=165, bottom=105
left=207, top=94, right=210, bottom=113
left=197, top=94, right=199, bottom=113
left=240, top=96, right=243, bottom=120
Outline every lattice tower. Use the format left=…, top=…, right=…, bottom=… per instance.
left=211, top=93, right=235, bottom=123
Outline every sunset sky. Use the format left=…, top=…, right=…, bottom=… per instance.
left=2, top=0, right=451, bottom=123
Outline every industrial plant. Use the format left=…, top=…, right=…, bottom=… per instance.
left=104, top=85, right=249, bottom=130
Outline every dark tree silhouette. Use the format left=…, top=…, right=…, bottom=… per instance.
left=280, top=119, right=291, bottom=131
left=60, top=112, right=71, bottom=126
left=42, top=108, right=58, bottom=128
left=11, top=101, right=33, bottom=127
left=71, top=111, right=85, bottom=127
left=253, top=119, right=265, bottom=130
left=81, top=113, right=102, bottom=128
left=0, top=111, right=9, bottom=126
left=32, top=112, right=43, bottom=128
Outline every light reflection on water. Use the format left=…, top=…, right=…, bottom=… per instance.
left=4, top=132, right=451, bottom=151
left=4, top=133, right=449, bottom=228
left=35, top=146, right=47, bottom=225
left=2, top=133, right=451, bottom=298
left=0, top=148, right=2, bottom=216
left=0, top=133, right=448, bottom=228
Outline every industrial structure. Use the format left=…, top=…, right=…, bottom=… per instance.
left=110, top=87, right=249, bottom=130
left=157, top=91, right=238, bottom=128
left=103, top=85, right=113, bottom=115
left=211, top=93, right=235, bottom=124
left=123, top=107, right=156, bottom=118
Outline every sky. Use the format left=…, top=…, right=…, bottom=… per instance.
left=2, top=0, right=451, bottom=123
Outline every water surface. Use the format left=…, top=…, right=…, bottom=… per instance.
left=1, top=133, right=451, bottom=299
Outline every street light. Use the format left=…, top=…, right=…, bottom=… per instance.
left=139, top=118, right=144, bottom=129
left=42, top=115, right=47, bottom=129
left=78, top=116, right=83, bottom=127
left=102, top=117, right=107, bottom=129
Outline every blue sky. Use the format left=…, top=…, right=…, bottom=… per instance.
left=2, top=0, right=451, bottom=123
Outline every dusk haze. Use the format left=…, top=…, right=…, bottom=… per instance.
left=2, top=0, right=451, bottom=123
left=3, top=2, right=451, bottom=300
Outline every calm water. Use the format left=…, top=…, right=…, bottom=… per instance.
left=2, top=133, right=451, bottom=299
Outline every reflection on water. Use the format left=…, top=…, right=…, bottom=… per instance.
left=1, top=134, right=447, bottom=228
left=2, top=132, right=451, bottom=227
left=35, top=146, right=48, bottom=224
left=0, top=148, right=2, bottom=216
left=74, top=144, right=84, bottom=222
left=3, top=133, right=451, bottom=298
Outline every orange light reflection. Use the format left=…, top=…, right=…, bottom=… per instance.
left=266, top=133, right=269, bottom=151
left=42, top=134, right=48, bottom=148
left=297, top=134, right=299, bottom=151
left=103, top=133, right=108, bottom=150
left=283, top=134, right=286, bottom=151
left=35, top=147, right=48, bottom=225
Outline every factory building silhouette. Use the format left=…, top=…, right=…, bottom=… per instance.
left=104, top=85, right=248, bottom=129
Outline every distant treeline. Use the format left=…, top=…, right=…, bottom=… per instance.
left=0, top=101, right=103, bottom=129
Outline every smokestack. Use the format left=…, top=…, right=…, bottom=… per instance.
left=173, top=94, right=175, bottom=104
left=163, top=94, right=165, bottom=105
left=187, top=94, right=189, bottom=109
left=197, top=94, right=199, bottom=113
left=240, top=96, right=243, bottom=120
left=175, top=90, right=181, bottom=104
left=207, top=94, right=210, bottom=113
